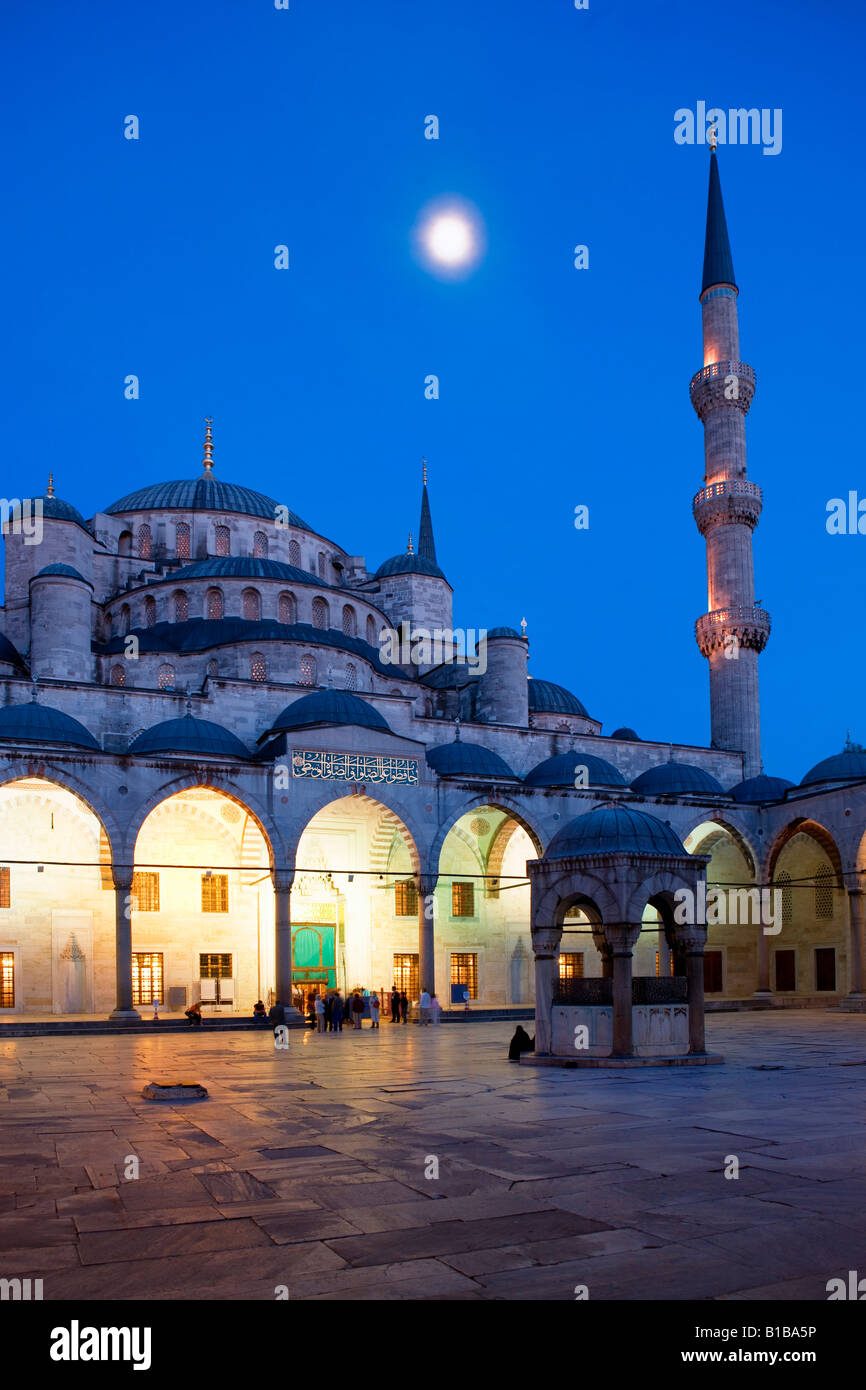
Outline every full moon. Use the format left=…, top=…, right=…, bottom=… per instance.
left=425, top=213, right=474, bottom=266
left=414, top=197, right=485, bottom=279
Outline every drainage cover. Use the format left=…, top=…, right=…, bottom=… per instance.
left=142, top=1082, right=208, bottom=1101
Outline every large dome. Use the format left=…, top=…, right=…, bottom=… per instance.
left=264, top=689, right=392, bottom=737
left=631, top=762, right=724, bottom=797
left=105, top=475, right=311, bottom=530
left=801, top=751, right=866, bottom=787
left=169, top=557, right=321, bottom=585
left=528, top=679, right=589, bottom=719
left=524, top=750, right=625, bottom=789
left=546, top=805, right=686, bottom=859
left=0, top=701, right=99, bottom=750
left=128, top=715, right=251, bottom=760
left=426, top=739, right=518, bottom=780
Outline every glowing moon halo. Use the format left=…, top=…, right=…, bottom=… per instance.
left=413, top=197, right=485, bottom=279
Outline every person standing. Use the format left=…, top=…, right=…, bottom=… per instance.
left=331, top=991, right=344, bottom=1032
left=351, top=991, right=364, bottom=1029
left=419, top=987, right=431, bottom=1026
left=390, top=984, right=400, bottom=1023
left=314, top=993, right=326, bottom=1033
left=430, top=993, right=441, bottom=1026
left=324, top=993, right=333, bottom=1032
left=369, top=992, right=380, bottom=1028
left=399, top=990, right=408, bottom=1024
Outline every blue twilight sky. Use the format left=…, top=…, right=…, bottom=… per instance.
left=1, top=0, right=864, bottom=780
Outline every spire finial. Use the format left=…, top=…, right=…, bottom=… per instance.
left=185, top=696, right=192, bottom=717
left=46, top=472, right=55, bottom=498
left=202, top=417, right=214, bottom=473
left=31, top=677, right=39, bottom=703
left=709, top=125, right=718, bottom=152
left=454, top=715, right=461, bottom=742
left=407, top=531, right=414, bottom=554
left=520, top=616, right=528, bottom=637
left=422, top=456, right=428, bottom=486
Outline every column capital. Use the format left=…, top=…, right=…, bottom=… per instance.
left=112, top=865, right=134, bottom=893
left=272, top=869, right=294, bottom=894
left=602, top=923, right=642, bottom=954
left=531, top=926, right=563, bottom=957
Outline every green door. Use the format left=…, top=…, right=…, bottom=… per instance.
left=292, top=924, right=337, bottom=989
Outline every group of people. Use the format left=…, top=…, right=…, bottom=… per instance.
left=311, top=989, right=379, bottom=1032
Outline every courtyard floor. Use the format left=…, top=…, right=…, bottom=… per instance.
left=1, top=1011, right=866, bottom=1301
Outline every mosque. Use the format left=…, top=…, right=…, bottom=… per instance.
left=1, top=151, right=865, bottom=1029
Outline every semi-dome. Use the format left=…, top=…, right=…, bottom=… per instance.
left=801, top=750, right=866, bottom=787
left=528, top=679, right=589, bottom=719
left=631, top=762, right=725, bottom=797
left=546, top=804, right=686, bottom=859
left=264, top=688, right=391, bottom=737
left=730, top=774, right=794, bottom=803
left=128, top=715, right=250, bottom=760
left=168, top=557, right=322, bottom=585
left=39, top=493, right=92, bottom=533
left=426, top=739, right=518, bottom=780
left=105, top=476, right=311, bottom=530
left=0, top=633, right=26, bottom=669
left=524, top=750, right=625, bottom=789
left=34, top=563, right=90, bottom=583
left=487, top=626, right=524, bottom=640
left=610, top=727, right=640, bottom=741
left=0, top=701, right=99, bottom=750
left=374, top=553, right=448, bottom=581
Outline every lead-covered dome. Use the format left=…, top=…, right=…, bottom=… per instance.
left=105, top=475, right=311, bottom=530
left=374, top=553, right=448, bottom=581
left=169, top=557, right=321, bottom=585
left=528, top=679, right=589, bottom=719
left=263, top=689, right=391, bottom=738
left=35, top=563, right=91, bottom=583
left=0, top=633, right=26, bottom=670
left=631, top=762, right=724, bottom=797
left=546, top=804, right=685, bottom=859
left=0, top=701, right=99, bottom=750
left=730, top=774, right=794, bottom=803
left=524, top=751, right=625, bottom=789
left=801, top=751, right=866, bottom=787
left=39, top=493, right=92, bottom=534
left=426, top=739, right=518, bottom=780
left=128, top=715, right=250, bottom=760
left=610, top=727, right=640, bottom=741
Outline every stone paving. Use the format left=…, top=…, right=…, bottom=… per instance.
left=1, top=1012, right=866, bottom=1300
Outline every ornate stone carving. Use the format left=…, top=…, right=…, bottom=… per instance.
left=689, top=360, right=756, bottom=419
left=695, top=605, right=771, bottom=656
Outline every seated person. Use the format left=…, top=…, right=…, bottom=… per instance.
left=508, top=1025, right=535, bottom=1061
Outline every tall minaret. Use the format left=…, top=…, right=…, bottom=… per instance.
left=691, top=147, right=770, bottom=779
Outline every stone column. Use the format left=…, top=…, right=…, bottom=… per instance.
left=272, top=870, right=299, bottom=1016
left=606, top=925, right=641, bottom=1058
left=674, top=928, right=708, bottom=1054
left=108, top=866, right=141, bottom=1022
left=847, top=889, right=866, bottom=998
left=531, top=927, right=562, bottom=1055
left=754, top=918, right=771, bottom=997
left=417, top=873, right=437, bottom=1000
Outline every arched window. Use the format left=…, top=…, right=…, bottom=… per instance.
left=345, top=663, right=357, bottom=691
left=278, top=591, right=296, bottom=625
left=300, top=656, right=316, bottom=686
left=176, top=522, right=190, bottom=560
left=206, top=588, right=223, bottom=620
left=777, top=870, right=793, bottom=926
left=815, top=865, right=834, bottom=920
left=157, top=663, right=175, bottom=690
left=137, top=524, right=152, bottom=560
left=144, top=596, right=157, bottom=628
left=342, top=605, right=357, bottom=637
left=312, top=597, right=329, bottom=630
left=253, top=530, right=268, bottom=558
left=174, top=591, right=188, bottom=623
left=243, top=588, right=261, bottom=621
left=215, top=525, right=230, bottom=557
left=250, top=652, right=267, bottom=682
left=118, top=531, right=132, bottom=557
left=206, top=659, right=218, bottom=680
left=556, top=721, right=571, bottom=732
left=110, top=663, right=126, bottom=687
left=289, top=539, right=301, bottom=567
left=366, top=615, right=378, bottom=646
left=120, top=604, right=131, bottom=636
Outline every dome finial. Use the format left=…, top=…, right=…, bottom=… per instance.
left=31, top=677, right=39, bottom=703
left=46, top=472, right=55, bottom=498
left=202, top=417, right=214, bottom=473
left=407, top=531, right=414, bottom=554
left=520, top=616, right=528, bottom=637
left=454, top=715, right=461, bottom=742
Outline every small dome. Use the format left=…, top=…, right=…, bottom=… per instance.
left=0, top=632, right=26, bottom=670
left=169, top=557, right=321, bottom=584
left=528, top=679, right=589, bottom=719
left=34, top=563, right=90, bottom=583
left=487, top=626, right=524, bottom=640
left=265, top=688, right=391, bottom=737
left=0, top=701, right=99, bottom=750
left=374, top=553, right=448, bottom=581
left=524, top=751, right=625, bottom=789
left=610, top=727, right=640, bottom=741
left=39, top=494, right=92, bottom=533
left=546, top=804, right=686, bottom=859
left=801, top=751, right=866, bottom=787
left=730, top=774, right=794, bottom=803
left=128, top=715, right=250, bottom=760
left=105, top=476, right=311, bottom=529
left=426, top=739, right=519, bottom=780
left=631, top=762, right=724, bottom=797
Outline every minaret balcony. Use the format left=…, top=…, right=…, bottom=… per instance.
left=689, top=360, right=755, bottom=419
left=695, top=605, right=771, bottom=657
left=693, top=479, right=763, bottom=535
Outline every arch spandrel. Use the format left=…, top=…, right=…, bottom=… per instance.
left=123, top=773, right=285, bottom=870
left=765, top=817, right=844, bottom=888
left=429, top=795, right=545, bottom=876
left=286, top=789, right=423, bottom=876
left=682, top=814, right=759, bottom=877
left=0, top=765, right=123, bottom=861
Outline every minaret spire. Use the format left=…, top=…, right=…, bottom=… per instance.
left=202, top=417, right=214, bottom=474
left=417, top=457, right=437, bottom=562
left=690, top=151, right=770, bottom=780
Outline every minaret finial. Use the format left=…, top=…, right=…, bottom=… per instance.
left=709, top=125, right=718, bottom=152
left=202, top=417, right=214, bottom=473
left=422, top=456, right=428, bottom=486
left=520, top=617, right=528, bottom=638
left=46, top=472, right=55, bottom=498
left=407, top=531, right=414, bottom=554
